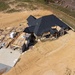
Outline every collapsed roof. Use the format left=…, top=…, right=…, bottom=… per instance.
left=24, top=15, right=69, bottom=36
left=27, top=15, right=36, bottom=27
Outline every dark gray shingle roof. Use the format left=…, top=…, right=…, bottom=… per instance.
left=24, top=15, right=69, bottom=36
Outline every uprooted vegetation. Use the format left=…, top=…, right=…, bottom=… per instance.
left=0, top=0, right=75, bottom=19
left=0, top=0, right=45, bottom=13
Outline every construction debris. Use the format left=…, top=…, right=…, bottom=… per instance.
left=10, top=32, right=16, bottom=39
left=10, top=32, right=31, bottom=53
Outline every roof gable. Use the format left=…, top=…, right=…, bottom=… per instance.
left=27, top=15, right=36, bottom=26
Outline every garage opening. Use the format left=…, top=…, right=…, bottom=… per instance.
left=29, top=33, right=37, bottom=46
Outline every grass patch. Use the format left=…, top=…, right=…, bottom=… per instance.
left=35, top=0, right=45, bottom=4
left=16, top=0, right=32, bottom=2
left=17, top=3, right=38, bottom=10
left=16, top=0, right=45, bottom=4
left=0, top=1, right=10, bottom=11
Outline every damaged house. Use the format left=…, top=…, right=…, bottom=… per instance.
left=24, top=14, right=70, bottom=41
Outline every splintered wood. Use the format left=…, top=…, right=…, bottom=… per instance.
left=0, top=27, right=15, bottom=48
left=2, top=35, right=12, bottom=48
left=10, top=32, right=26, bottom=49
left=0, top=25, right=25, bottom=48
left=51, top=26, right=61, bottom=31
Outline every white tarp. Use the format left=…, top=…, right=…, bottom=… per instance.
left=10, top=32, right=16, bottom=39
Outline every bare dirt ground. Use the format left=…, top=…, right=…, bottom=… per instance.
left=4, top=30, right=75, bottom=75
left=0, top=10, right=75, bottom=75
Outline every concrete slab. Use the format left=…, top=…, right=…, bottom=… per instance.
left=0, top=48, right=21, bottom=72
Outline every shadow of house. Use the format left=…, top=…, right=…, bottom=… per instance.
left=24, top=15, right=70, bottom=40
left=0, top=63, right=12, bottom=73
